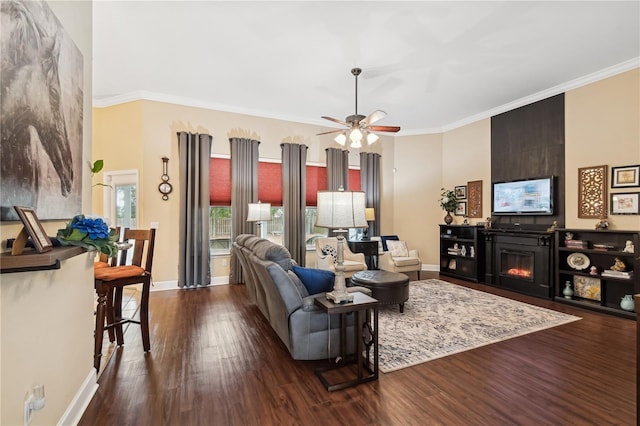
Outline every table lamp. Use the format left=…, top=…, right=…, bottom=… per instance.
left=361, top=207, right=375, bottom=240
left=247, top=201, right=271, bottom=238
left=316, top=188, right=367, bottom=303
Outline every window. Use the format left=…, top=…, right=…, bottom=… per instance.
left=208, top=157, right=361, bottom=253
left=209, top=206, right=231, bottom=255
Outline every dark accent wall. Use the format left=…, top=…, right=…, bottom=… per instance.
left=491, top=94, right=565, bottom=229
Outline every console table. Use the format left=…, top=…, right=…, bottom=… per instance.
left=348, top=239, right=378, bottom=270
left=314, top=292, right=379, bottom=391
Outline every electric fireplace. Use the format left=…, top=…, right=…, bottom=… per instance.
left=484, top=230, right=553, bottom=299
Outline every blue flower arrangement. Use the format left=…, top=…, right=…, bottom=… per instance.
left=57, top=215, right=118, bottom=256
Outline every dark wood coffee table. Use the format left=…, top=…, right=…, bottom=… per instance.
left=351, top=270, right=410, bottom=313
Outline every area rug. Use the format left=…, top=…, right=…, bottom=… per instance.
left=377, top=279, right=581, bottom=373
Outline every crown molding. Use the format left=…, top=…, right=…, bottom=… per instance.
left=93, top=58, right=639, bottom=136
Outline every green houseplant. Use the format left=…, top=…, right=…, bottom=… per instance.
left=439, top=188, right=459, bottom=224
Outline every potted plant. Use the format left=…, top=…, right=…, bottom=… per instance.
left=439, top=188, right=459, bottom=224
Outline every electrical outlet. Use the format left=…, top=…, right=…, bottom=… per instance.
left=150, top=222, right=159, bottom=229
left=222, top=259, right=228, bottom=266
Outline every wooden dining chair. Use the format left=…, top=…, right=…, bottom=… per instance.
left=93, top=228, right=156, bottom=373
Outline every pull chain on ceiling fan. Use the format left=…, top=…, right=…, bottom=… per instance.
left=317, top=67, right=401, bottom=148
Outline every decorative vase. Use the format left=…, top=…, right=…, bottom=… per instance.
left=620, top=295, right=635, bottom=312
left=444, top=211, right=454, bottom=224
left=563, top=281, right=573, bottom=299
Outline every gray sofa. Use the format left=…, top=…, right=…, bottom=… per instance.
left=233, top=234, right=370, bottom=360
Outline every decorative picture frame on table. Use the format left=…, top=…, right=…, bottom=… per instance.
left=573, top=276, right=601, bottom=301
left=611, top=165, right=640, bottom=188
left=578, top=165, right=608, bottom=218
left=455, top=201, right=467, bottom=216
left=610, top=192, right=640, bottom=215
left=454, top=185, right=467, bottom=199
left=13, top=206, right=53, bottom=254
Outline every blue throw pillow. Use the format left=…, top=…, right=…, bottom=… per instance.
left=292, top=265, right=335, bottom=295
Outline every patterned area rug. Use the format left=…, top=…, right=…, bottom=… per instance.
left=377, top=279, right=581, bottom=373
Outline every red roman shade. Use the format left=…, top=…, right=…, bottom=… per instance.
left=258, top=161, right=283, bottom=205
left=210, top=157, right=231, bottom=205
left=209, top=158, right=360, bottom=206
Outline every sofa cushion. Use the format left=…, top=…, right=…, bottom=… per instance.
left=287, top=270, right=310, bottom=298
left=343, top=260, right=367, bottom=271
left=392, top=256, right=421, bottom=267
left=380, top=235, right=399, bottom=251
left=264, top=244, right=294, bottom=270
left=387, top=240, right=409, bottom=257
left=292, top=265, right=335, bottom=295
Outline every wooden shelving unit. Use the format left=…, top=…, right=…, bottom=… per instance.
left=439, top=224, right=485, bottom=283
left=554, top=228, right=640, bottom=319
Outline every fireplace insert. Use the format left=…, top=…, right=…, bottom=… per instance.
left=485, top=230, right=553, bottom=298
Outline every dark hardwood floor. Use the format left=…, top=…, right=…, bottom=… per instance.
left=79, top=273, right=637, bottom=425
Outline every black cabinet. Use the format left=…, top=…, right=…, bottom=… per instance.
left=554, top=228, right=640, bottom=319
left=439, top=225, right=485, bottom=282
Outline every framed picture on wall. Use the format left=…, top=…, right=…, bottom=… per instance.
left=610, top=192, right=640, bottom=215
left=455, top=185, right=467, bottom=199
left=578, top=165, right=608, bottom=218
left=455, top=201, right=467, bottom=216
left=611, top=165, right=640, bottom=188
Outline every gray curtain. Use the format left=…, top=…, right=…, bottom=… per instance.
left=281, top=143, right=308, bottom=266
left=360, top=152, right=381, bottom=237
left=177, top=132, right=212, bottom=288
left=325, top=147, right=349, bottom=190
left=229, top=137, right=260, bottom=284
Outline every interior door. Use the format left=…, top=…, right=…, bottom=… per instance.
left=102, top=170, right=139, bottom=229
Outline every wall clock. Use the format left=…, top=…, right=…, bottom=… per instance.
left=158, top=156, right=172, bottom=200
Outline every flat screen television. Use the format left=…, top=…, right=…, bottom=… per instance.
left=492, top=176, right=554, bottom=215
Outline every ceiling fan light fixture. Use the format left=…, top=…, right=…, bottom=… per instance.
left=366, top=132, right=379, bottom=145
left=318, top=68, right=400, bottom=148
left=349, top=128, right=363, bottom=148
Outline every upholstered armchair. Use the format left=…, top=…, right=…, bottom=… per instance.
left=376, top=235, right=422, bottom=280
left=315, top=237, right=367, bottom=278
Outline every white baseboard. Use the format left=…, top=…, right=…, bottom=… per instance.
left=422, top=264, right=440, bottom=272
left=58, top=369, right=98, bottom=426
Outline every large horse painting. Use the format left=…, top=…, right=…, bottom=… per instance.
left=1, top=0, right=83, bottom=221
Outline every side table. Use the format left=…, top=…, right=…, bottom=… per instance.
left=348, top=239, right=379, bottom=270
left=314, top=292, right=379, bottom=391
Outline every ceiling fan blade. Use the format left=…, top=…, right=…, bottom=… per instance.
left=316, top=129, right=344, bottom=136
left=362, top=110, right=387, bottom=126
left=368, top=125, right=401, bottom=133
left=321, top=116, right=348, bottom=126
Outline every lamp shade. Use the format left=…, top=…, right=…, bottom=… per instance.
left=247, top=202, right=271, bottom=222
left=315, top=190, right=367, bottom=229
left=365, top=207, right=376, bottom=221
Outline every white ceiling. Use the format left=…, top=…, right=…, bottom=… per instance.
left=93, top=1, right=640, bottom=135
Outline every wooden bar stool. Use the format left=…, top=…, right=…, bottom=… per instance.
left=93, top=228, right=156, bottom=373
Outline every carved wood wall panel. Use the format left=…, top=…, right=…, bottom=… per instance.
left=467, top=180, right=483, bottom=218
left=578, top=165, right=608, bottom=218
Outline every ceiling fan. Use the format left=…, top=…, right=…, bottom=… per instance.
left=317, top=67, right=401, bottom=148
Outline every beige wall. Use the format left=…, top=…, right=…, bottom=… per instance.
left=0, top=1, right=95, bottom=425
left=92, top=101, right=390, bottom=282
left=565, top=68, right=640, bottom=230
left=93, top=69, right=639, bottom=280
